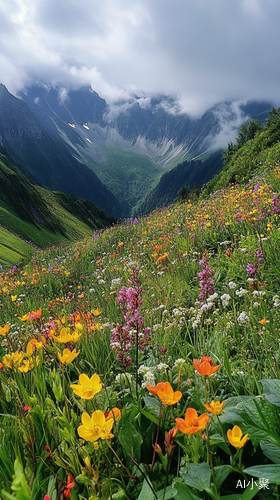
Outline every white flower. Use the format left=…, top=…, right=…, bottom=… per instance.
left=237, top=311, right=250, bottom=326
left=253, top=302, right=260, bottom=308
left=201, top=302, right=214, bottom=311
left=228, top=281, right=237, bottom=289
left=219, top=240, right=232, bottom=246
left=142, top=371, right=156, bottom=388
left=174, top=358, right=186, bottom=367
left=156, top=363, right=169, bottom=372
left=236, top=288, right=248, bottom=297
left=172, top=308, right=183, bottom=316
left=274, top=298, right=280, bottom=307
left=221, top=294, right=231, bottom=307
left=153, top=324, right=162, bottom=331
left=110, top=278, right=122, bottom=290
left=252, top=290, right=266, bottom=296
left=138, top=365, right=152, bottom=375
left=207, top=293, right=219, bottom=302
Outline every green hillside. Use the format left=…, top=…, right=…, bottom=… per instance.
left=0, top=150, right=115, bottom=267
left=204, top=107, right=280, bottom=194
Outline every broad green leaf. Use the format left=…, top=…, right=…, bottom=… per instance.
left=139, top=407, right=158, bottom=425
left=143, top=396, right=161, bottom=417
left=241, top=480, right=260, bottom=500
left=137, top=479, right=156, bottom=500
left=260, top=440, right=280, bottom=464
left=214, top=465, right=232, bottom=491
left=172, top=479, right=202, bottom=500
left=243, top=464, right=280, bottom=483
left=156, top=486, right=177, bottom=499
left=118, top=419, right=143, bottom=464
left=220, top=496, right=241, bottom=499
left=260, top=379, right=280, bottom=407
left=180, top=462, right=211, bottom=492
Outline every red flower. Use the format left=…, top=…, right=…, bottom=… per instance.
left=63, top=474, right=75, bottom=498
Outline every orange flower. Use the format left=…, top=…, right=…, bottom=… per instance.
left=259, top=318, right=266, bottom=325
left=105, top=407, right=121, bottom=422
left=157, top=382, right=182, bottom=406
left=147, top=382, right=165, bottom=396
left=204, top=400, right=225, bottom=415
left=193, top=357, right=220, bottom=376
left=28, top=308, right=42, bottom=321
left=175, top=407, right=210, bottom=434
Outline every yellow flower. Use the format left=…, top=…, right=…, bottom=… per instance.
left=57, top=348, right=79, bottom=365
left=53, top=327, right=72, bottom=343
left=25, top=342, right=35, bottom=357
left=0, top=324, right=9, bottom=336
left=227, top=425, right=249, bottom=449
left=18, top=359, right=33, bottom=373
left=11, top=295, right=17, bottom=302
left=204, top=400, right=225, bottom=415
left=53, top=327, right=82, bottom=344
left=77, top=410, right=114, bottom=442
left=70, top=373, right=102, bottom=399
left=19, top=314, right=30, bottom=322
left=2, top=351, right=24, bottom=369
left=92, top=308, right=102, bottom=317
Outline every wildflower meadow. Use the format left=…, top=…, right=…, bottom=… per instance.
left=1, top=162, right=280, bottom=498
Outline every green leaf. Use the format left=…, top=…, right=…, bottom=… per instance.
left=1, top=382, right=11, bottom=403
left=118, top=418, right=143, bottom=464
left=260, top=440, right=280, bottom=464
left=220, top=496, right=241, bottom=500
left=180, top=463, right=211, bottom=492
left=137, top=480, right=156, bottom=500
left=223, top=350, right=239, bottom=395
left=243, top=464, right=280, bottom=484
left=172, top=480, right=202, bottom=500
left=156, top=486, right=177, bottom=499
left=260, top=379, right=280, bottom=407
left=143, top=396, right=161, bottom=417
left=139, top=407, right=158, bottom=426
left=214, top=465, right=232, bottom=491
left=241, top=480, right=260, bottom=500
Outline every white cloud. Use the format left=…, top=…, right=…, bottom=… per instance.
left=0, top=0, right=280, bottom=114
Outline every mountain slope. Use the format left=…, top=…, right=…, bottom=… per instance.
left=0, top=149, right=115, bottom=267
left=135, top=150, right=224, bottom=214
left=0, top=84, right=121, bottom=218
left=204, top=108, right=280, bottom=195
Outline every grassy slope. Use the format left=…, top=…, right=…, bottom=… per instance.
left=84, top=146, right=160, bottom=216
left=204, top=119, right=280, bottom=194
left=0, top=152, right=115, bottom=267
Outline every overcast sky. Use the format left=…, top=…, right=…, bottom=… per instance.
left=0, top=0, right=279, bottom=115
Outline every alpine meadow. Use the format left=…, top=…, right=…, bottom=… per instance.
left=1, top=107, right=280, bottom=499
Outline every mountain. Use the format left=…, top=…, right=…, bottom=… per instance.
left=135, top=150, right=224, bottom=215
left=0, top=82, right=275, bottom=217
left=0, top=147, right=115, bottom=268
left=0, top=84, right=121, bottom=218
